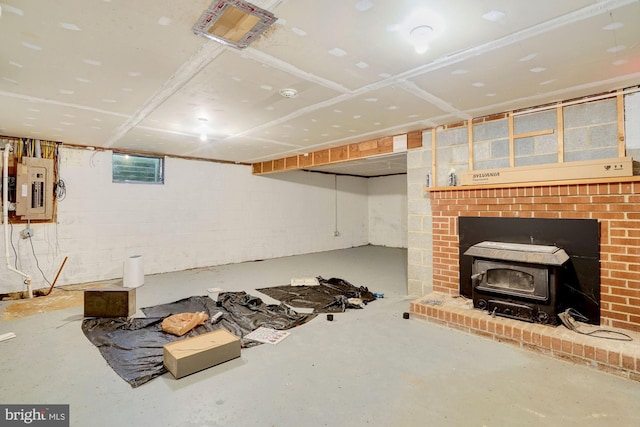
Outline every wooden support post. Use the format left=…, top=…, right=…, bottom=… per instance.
left=432, top=128, right=437, bottom=187
left=508, top=112, right=515, bottom=168
left=467, top=120, right=474, bottom=171
left=617, top=89, right=626, bottom=157
left=557, top=103, right=564, bottom=163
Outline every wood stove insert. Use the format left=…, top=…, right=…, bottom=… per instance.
left=465, top=241, right=570, bottom=324
left=458, top=217, right=600, bottom=325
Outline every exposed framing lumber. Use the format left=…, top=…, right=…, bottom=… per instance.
left=427, top=175, right=640, bottom=192
left=513, top=129, right=555, bottom=139
left=508, top=112, right=515, bottom=168
left=431, top=128, right=437, bottom=185
left=252, top=131, right=424, bottom=175
left=512, top=86, right=640, bottom=117
left=557, top=103, right=564, bottom=163
left=467, top=120, right=474, bottom=171
left=617, top=89, right=626, bottom=157
left=407, top=130, right=423, bottom=149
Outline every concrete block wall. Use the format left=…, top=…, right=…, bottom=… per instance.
left=514, top=110, right=559, bottom=167
left=407, top=130, right=433, bottom=296
left=564, top=98, right=618, bottom=162
left=439, top=98, right=622, bottom=173
left=2, top=147, right=402, bottom=293
left=473, top=119, right=509, bottom=170
left=435, top=126, right=469, bottom=187
left=625, top=92, right=640, bottom=174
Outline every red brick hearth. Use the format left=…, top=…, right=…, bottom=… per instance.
left=410, top=294, right=640, bottom=382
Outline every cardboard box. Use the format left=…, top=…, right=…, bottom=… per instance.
left=163, top=329, right=241, bottom=379
left=461, top=157, right=633, bottom=186
left=84, top=288, right=136, bottom=317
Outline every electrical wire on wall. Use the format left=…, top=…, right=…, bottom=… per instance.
left=334, top=174, right=340, bottom=237
left=27, top=233, right=52, bottom=287
left=53, top=144, right=66, bottom=201
left=9, top=222, right=18, bottom=270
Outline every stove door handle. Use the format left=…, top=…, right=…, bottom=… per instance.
left=471, top=271, right=485, bottom=287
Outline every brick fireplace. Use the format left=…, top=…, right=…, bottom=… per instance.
left=410, top=177, right=640, bottom=381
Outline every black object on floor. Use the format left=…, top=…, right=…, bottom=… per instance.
left=256, top=276, right=376, bottom=313
left=82, top=293, right=316, bottom=387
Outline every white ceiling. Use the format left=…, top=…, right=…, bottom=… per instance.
left=1, top=0, right=639, bottom=177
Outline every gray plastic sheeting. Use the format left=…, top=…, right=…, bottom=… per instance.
left=256, top=276, right=377, bottom=313
left=82, top=292, right=316, bottom=387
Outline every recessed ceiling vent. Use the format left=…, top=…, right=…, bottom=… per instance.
left=193, top=0, right=277, bottom=49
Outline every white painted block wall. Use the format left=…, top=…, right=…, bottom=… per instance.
left=0, top=148, right=407, bottom=293
left=368, top=175, right=407, bottom=248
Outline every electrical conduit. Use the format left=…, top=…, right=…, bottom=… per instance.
left=2, top=143, right=32, bottom=298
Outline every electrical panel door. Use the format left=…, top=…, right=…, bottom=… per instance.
left=15, top=157, right=54, bottom=220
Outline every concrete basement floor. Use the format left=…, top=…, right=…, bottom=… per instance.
left=1, top=245, right=639, bottom=427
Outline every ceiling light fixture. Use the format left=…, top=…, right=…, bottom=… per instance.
left=409, top=25, right=433, bottom=54
left=393, top=8, right=445, bottom=54
left=193, top=0, right=277, bottom=49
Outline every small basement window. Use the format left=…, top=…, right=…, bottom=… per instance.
left=112, top=153, right=164, bottom=184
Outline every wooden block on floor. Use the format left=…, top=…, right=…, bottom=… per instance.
left=84, top=288, right=136, bottom=317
